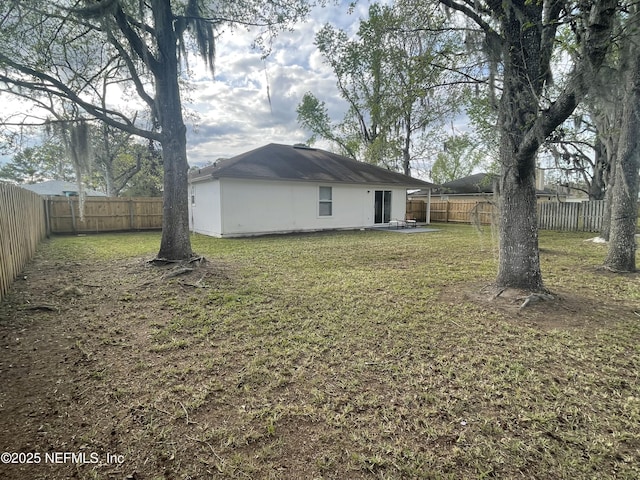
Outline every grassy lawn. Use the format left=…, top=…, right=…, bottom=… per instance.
left=0, top=224, right=638, bottom=479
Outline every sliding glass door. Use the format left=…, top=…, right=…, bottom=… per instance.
left=374, top=190, right=391, bottom=224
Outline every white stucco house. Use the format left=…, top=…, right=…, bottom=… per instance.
left=188, top=143, right=435, bottom=237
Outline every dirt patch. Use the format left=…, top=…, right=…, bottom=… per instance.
left=0, top=255, right=240, bottom=479
left=453, top=279, right=639, bottom=330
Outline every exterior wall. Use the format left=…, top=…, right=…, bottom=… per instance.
left=212, top=178, right=408, bottom=237
left=189, top=179, right=222, bottom=236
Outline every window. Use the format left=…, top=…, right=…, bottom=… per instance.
left=319, top=186, right=332, bottom=216
left=191, top=186, right=195, bottom=206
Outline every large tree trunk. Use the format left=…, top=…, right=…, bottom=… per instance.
left=495, top=2, right=546, bottom=291
left=158, top=131, right=192, bottom=260
left=589, top=137, right=607, bottom=200
left=496, top=115, right=544, bottom=290
left=153, top=0, right=192, bottom=261
left=102, top=162, right=114, bottom=197
left=604, top=48, right=640, bottom=271
left=497, top=166, right=543, bottom=290
left=402, top=115, right=411, bottom=176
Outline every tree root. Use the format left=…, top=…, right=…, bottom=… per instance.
left=147, top=255, right=209, bottom=283
left=187, top=256, right=206, bottom=265
left=491, top=287, right=506, bottom=300
left=180, top=272, right=209, bottom=288
left=164, top=267, right=193, bottom=278
left=518, top=292, right=555, bottom=309
left=22, top=304, right=60, bottom=312
left=149, top=255, right=206, bottom=266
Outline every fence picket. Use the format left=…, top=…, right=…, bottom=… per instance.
left=581, top=200, right=605, bottom=232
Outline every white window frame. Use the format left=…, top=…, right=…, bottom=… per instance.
left=318, top=186, right=333, bottom=217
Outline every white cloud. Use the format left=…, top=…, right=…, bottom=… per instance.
left=183, top=0, right=374, bottom=165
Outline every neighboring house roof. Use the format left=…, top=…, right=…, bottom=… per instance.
left=408, top=173, right=493, bottom=197
left=412, top=172, right=556, bottom=196
left=189, top=143, right=435, bottom=189
left=21, top=180, right=107, bottom=197
left=439, top=173, right=496, bottom=194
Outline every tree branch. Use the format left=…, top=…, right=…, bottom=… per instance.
left=0, top=55, right=160, bottom=142
left=103, top=26, right=157, bottom=116
left=111, top=2, right=161, bottom=74
left=518, top=0, right=619, bottom=162
left=438, top=0, right=501, bottom=41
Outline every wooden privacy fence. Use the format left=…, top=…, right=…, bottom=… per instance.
left=429, top=199, right=617, bottom=232
left=430, top=200, right=495, bottom=225
left=537, top=200, right=606, bottom=232
left=47, top=196, right=163, bottom=234
left=406, top=199, right=428, bottom=222
left=0, top=183, right=47, bottom=301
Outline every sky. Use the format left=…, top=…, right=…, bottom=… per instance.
left=183, top=0, right=369, bottom=165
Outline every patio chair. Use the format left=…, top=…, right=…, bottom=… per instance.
left=405, top=214, right=417, bottom=228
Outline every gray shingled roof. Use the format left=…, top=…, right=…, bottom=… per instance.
left=426, top=172, right=555, bottom=196
left=21, top=180, right=107, bottom=197
left=439, top=173, right=496, bottom=194
left=189, top=143, right=435, bottom=188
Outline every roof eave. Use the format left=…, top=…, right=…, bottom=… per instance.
left=204, top=173, right=433, bottom=188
